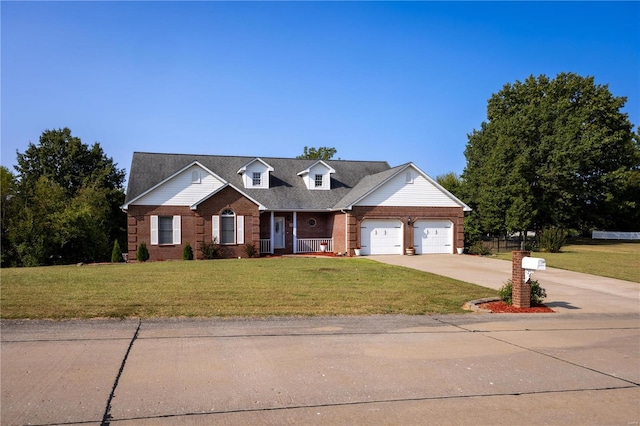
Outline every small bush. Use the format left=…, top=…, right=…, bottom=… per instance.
left=183, top=243, right=194, bottom=260
left=111, top=240, right=124, bottom=263
left=538, top=226, right=568, bottom=253
left=244, top=243, right=257, bottom=258
left=468, top=241, right=492, bottom=256
left=498, top=279, right=547, bottom=305
left=200, top=239, right=220, bottom=259
left=498, top=280, right=513, bottom=304
left=136, top=242, right=150, bottom=262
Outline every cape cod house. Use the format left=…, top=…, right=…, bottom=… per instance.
left=122, top=152, right=471, bottom=260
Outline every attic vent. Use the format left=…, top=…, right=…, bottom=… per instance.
left=405, top=171, right=414, bottom=184
left=192, top=170, right=201, bottom=184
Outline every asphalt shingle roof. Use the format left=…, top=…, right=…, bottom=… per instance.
left=125, top=152, right=392, bottom=211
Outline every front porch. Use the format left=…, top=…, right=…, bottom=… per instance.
left=260, top=238, right=334, bottom=254
left=259, top=211, right=338, bottom=255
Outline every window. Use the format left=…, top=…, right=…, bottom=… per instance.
left=221, top=209, right=235, bottom=244
left=212, top=212, right=244, bottom=245
left=158, top=217, right=173, bottom=244
left=315, top=174, right=323, bottom=187
left=308, top=218, right=317, bottom=227
left=252, top=172, right=261, bottom=186
left=150, top=215, right=181, bottom=245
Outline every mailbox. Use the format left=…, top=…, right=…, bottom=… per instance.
left=522, top=256, right=546, bottom=271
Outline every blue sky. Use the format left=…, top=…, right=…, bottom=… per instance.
left=2, top=1, right=638, bottom=182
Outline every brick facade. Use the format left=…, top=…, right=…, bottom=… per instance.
left=127, top=186, right=261, bottom=261
left=348, top=206, right=465, bottom=255
left=128, top=203, right=466, bottom=260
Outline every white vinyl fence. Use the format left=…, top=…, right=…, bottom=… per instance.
left=592, top=231, right=640, bottom=240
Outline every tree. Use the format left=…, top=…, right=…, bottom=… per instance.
left=1, top=167, right=18, bottom=266
left=111, top=239, right=124, bottom=263
left=435, top=172, right=464, bottom=198
left=463, top=73, right=639, bottom=236
left=9, top=128, right=126, bottom=265
left=296, top=146, right=337, bottom=160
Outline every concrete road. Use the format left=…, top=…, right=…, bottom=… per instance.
left=2, top=255, right=639, bottom=425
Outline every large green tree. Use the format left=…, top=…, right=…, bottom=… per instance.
left=8, top=128, right=126, bottom=265
left=296, top=146, right=337, bottom=160
left=1, top=166, right=18, bottom=266
left=463, top=73, right=639, bottom=235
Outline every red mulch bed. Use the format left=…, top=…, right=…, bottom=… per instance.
left=479, top=301, right=555, bottom=313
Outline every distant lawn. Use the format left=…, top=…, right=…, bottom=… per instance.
left=494, top=239, right=640, bottom=283
left=0, top=257, right=496, bottom=320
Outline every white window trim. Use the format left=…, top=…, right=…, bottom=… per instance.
left=150, top=215, right=181, bottom=245
left=213, top=213, right=244, bottom=244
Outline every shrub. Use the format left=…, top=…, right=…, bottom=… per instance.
left=498, top=279, right=547, bottom=305
left=111, top=240, right=124, bottom=263
left=200, top=239, right=220, bottom=259
left=244, top=243, right=257, bottom=258
left=498, top=280, right=513, bottom=304
left=183, top=242, right=194, bottom=260
left=468, top=241, right=492, bottom=256
left=136, top=242, right=149, bottom=262
left=538, top=226, right=568, bottom=253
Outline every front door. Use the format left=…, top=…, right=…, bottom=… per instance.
left=274, top=217, right=285, bottom=249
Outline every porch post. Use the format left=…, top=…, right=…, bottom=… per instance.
left=270, top=212, right=275, bottom=254
left=293, top=212, right=297, bottom=254
left=345, top=211, right=349, bottom=254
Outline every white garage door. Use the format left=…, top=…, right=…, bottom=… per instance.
left=414, top=220, right=453, bottom=254
left=361, top=220, right=403, bottom=255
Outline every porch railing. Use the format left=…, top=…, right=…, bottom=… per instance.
left=260, top=239, right=271, bottom=254
left=296, top=238, right=333, bottom=253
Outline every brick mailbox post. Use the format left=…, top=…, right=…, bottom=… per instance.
left=512, top=250, right=531, bottom=308
left=512, top=250, right=546, bottom=308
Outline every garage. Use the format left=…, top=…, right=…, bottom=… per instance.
left=413, top=220, right=453, bottom=254
left=360, top=219, right=403, bottom=255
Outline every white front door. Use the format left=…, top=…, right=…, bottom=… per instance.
left=274, top=217, right=285, bottom=249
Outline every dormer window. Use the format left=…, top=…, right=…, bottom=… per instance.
left=237, top=158, right=273, bottom=189
left=297, top=160, right=335, bottom=190
left=252, top=172, right=261, bottom=186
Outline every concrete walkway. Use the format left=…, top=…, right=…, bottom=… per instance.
left=1, top=256, right=639, bottom=425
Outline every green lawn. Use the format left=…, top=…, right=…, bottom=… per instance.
left=0, top=257, right=496, bottom=319
left=494, top=239, right=640, bottom=283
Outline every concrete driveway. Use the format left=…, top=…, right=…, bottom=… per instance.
left=370, top=254, right=640, bottom=314
left=1, top=255, right=639, bottom=425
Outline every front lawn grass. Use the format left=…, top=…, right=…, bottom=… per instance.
left=494, top=239, right=640, bottom=283
left=0, top=257, right=496, bottom=319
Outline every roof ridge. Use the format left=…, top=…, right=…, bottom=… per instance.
left=132, top=151, right=389, bottom=164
